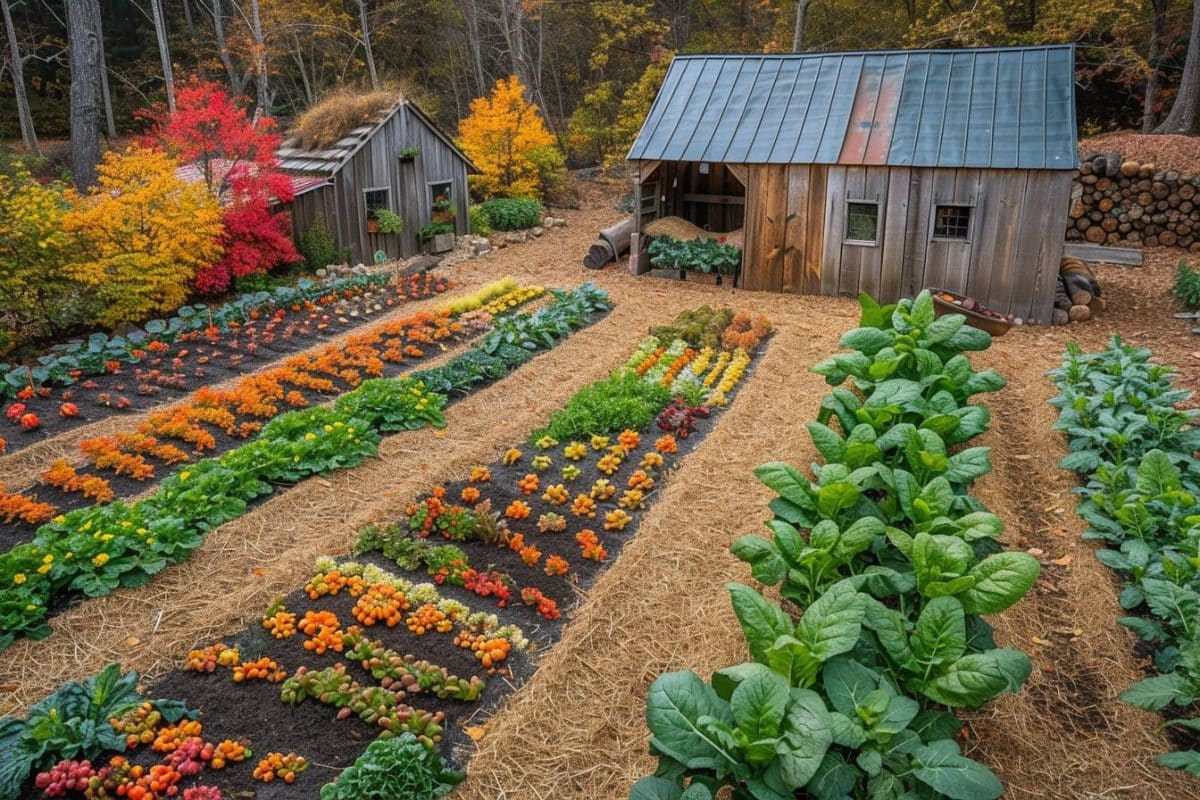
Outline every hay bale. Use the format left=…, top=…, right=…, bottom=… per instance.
left=291, top=90, right=398, bottom=149
left=643, top=216, right=743, bottom=249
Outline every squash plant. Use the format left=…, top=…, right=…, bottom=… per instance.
left=634, top=292, right=1037, bottom=800
left=1050, top=339, right=1200, bottom=773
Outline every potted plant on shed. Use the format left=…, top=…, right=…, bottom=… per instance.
left=374, top=209, right=405, bottom=236
left=420, top=221, right=455, bottom=254
left=397, top=146, right=421, bottom=162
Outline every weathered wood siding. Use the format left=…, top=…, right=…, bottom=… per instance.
left=287, top=104, right=471, bottom=265
left=739, top=164, right=1072, bottom=322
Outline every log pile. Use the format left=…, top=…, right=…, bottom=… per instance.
left=583, top=216, right=634, bottom=269
left=1052, top=257, right=1105, bottom=325
left=1067, top=152, right=1200, bottom=251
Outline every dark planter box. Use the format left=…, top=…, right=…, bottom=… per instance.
left=684, top=271, right=719, bottom=285
left=647, top=268, right=684, bottom=280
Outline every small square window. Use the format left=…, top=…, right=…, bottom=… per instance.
left=364, top=188, right=389, bottom=219
left=845, top=202, right=879, bottom=243
left=934, top=205, right=971, bottom=239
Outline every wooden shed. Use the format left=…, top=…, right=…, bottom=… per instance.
left=627, top=45, right=1079, bottom=322
left=277, top=96, right=477, bottom=264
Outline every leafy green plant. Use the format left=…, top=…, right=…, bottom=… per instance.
left=396, top=146, right=422, bottom=161
left=534, top=372, right=671, bottom=442
left=1049, top=338, right=1200, bottom=774
left=319, top=733, right=463, bottom=800
left=468, top=204, right=493, bottom=235
left=479, top=197, right=542, bottom=231
left=419, top=221, right=454, bottom=242
left=1174, top=262, right=1200, bottom=310
left=649, top=306, right=733, bottom=349
left=632, top=291, right=1035, bottom=800
left=648, top=235, right=742, bottom=275
left=0, top=664, right=190, bottom=796
left=301, top=218, right=349, bottom=270
left=374, top=208, right=405, bottom=234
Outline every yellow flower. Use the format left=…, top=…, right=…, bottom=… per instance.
left=120, top=520, right=131, bottom=527
left=100, top=534, right=114, bottom=542
left=323, top=425, right=333, bottom=433
left=92, top=553, right=110, bottom=567
left=42, top=554, right=53, bottom=563
left=13, top=573, right=27, bottom=584
left=25, top=604, right=37, bottom=612
left=180, top=471, right=191, bottom=481
left=137, top=527, right=148, bottom=536
left=37, top=564, right=51, bottom=574
left=53, top=515, right=66, bottom=524
left=304, top=432, right=317, bottom=441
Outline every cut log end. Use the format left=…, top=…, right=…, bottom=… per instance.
left=1068, top=304, right=1091, bottom=323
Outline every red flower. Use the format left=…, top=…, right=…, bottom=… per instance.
left=6, top=403, right=25, bottom=421
left=19, top=412, right=40, bottom=430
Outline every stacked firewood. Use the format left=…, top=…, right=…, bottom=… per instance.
left=1067, top=152, right=1200, bottom=251
left=1053, top=257, right=1105, bottom=325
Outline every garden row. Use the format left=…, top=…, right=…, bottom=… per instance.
left=1, top=304, right=774, bottom=800
left=0, top=278, right=544, bottom=550
left=0, top=272, right=408, bottom=412
left=1049, top=338, right=1200, bottom=774
left=631, top=291, right=1041, bottom=800
left=0, top=284, right=610, bottom=652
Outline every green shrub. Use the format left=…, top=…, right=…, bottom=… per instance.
left=468, top=204, right=493, bottom=235
left=300, top=219, right=349, bottom=270
left=1174, top=261, right=1200, bottom=309
left=534, top=371, right=671, bottom=442
left=374, top=208, right=405, bottom=234
left=649, top=305, right=733, bottom=349
left=479, top=198, right=542, bottom=231
left=318, top=733, right=463, bottom=800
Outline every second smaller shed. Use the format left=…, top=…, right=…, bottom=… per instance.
left=627, top=45, right=1080, bottom=322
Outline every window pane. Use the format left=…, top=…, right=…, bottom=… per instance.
left=365, top=189, right=389, bottom=215
left=934, top=205, right=971, bottom=239
left=846, top=202, right=878, bottom=242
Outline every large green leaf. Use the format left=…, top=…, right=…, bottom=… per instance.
left=920, top=652, right=1024, bottom=708
left=795, top=582, right=867, bottom=662
left=806, top=422, right=846, bottom=463
left=730, top=665, right=790, bottom=742
left=728, top=583, right=793, bottom=663
left=959, top=552, right=1040, bottom=615
left=645, top=671, right=736, bottom=769
left=912, top=597, right=967, bottom=667
left=1119, top=673, right=1193, bottom=711
left=777, top=688, right=834, bottom=788
left=821, top=658, right=879, bottom=718
left=839, top=327, right=894, bottom=356
left=910, top=741, right=1003, bottom=800
left=731, top=535, right=786, bottom=586
left=755, top=463, right=813, bottom=507
left=1156, top=750, right=1200, bottom=775
left=1135, top=449, right=1181, bottom=496
left=942, top=448, right=992, bottom=485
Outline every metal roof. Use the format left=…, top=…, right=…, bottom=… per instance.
left=628, top=46, right=1078, bottom=170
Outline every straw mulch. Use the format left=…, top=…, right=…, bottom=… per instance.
left=290, top=90, right=398, bottom=149
left=1, top=173, right=1196, bottom=798
left=644, top=215, right=744, bottom=249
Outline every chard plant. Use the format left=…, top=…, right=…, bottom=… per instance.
left=633, top=291, right=1038, bottom=800
left=1049, top=339, right=1200, bottom=774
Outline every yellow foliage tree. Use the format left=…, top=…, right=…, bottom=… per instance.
left=63, top=147, right=224, bottom=328
left=458, top=75, right=565, bottom=200
left=0, top=168, right=78, bottom=347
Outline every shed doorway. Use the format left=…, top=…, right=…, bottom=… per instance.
left=636, top=160, right=746, bottom=250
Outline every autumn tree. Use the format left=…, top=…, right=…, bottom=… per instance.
left=459, top=74, right=564, bottom=199
left=62, top=147, right=223, bottom=327
left=145, top=81, right=301, bottom=293
left=0, top=169, right=78, bottom=343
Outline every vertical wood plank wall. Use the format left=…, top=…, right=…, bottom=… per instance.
left=287, top=105, right=471, bottom=265
left=739, top=163, right=1072, bottom=322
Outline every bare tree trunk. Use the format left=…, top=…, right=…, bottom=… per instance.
left=210, top=0, right=241, bottom=92
left=1142, top=0, right=1168, bottom=132
left=150, top=0, right=175, bottom=111
left=68, top=0, right=104, bottom=188
left=355, top=0, right=379, bottom=89
left=1156, top=0, right=1200, bottom=134
left=291, top=33, right=313, bottom=106
left=459, top=0, right=486, bottom=94
left=182, top=0, right=196, bottom=35
left=498, top=0, right=530, bottom=88
left=1, top=0, right=37, bottom=153
left=96, top=12, right=117, bottom=138
left=249, top=0, right=269, bottom=111
left=792, top=0, right=812, bottom=51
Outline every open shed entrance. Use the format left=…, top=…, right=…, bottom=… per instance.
left=634, top=161, right=747, bottom=270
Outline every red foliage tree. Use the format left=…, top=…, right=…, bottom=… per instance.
left=144, top=81, right=301, bottom=294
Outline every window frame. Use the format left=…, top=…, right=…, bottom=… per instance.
left=427, top=180, right=453, bottom=208
left=362, top=187, right=391, bottom=221
left=931, top=203, right=973, bottom=242
left=844, top=199, right=881, bottom=246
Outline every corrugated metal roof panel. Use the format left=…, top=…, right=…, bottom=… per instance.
left=627, top=45, right=1077, bottom=170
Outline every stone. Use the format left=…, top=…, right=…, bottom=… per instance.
left=315, top=268, right=328, bottom=278
left=544, top=216, right=554, bottom=228
left=530, top=226, right=544, bottom=237
left=504, top=232, right=526, bottom=244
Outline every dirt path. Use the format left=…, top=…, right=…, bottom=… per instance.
left=4, top=178, right=1197, bottom=798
